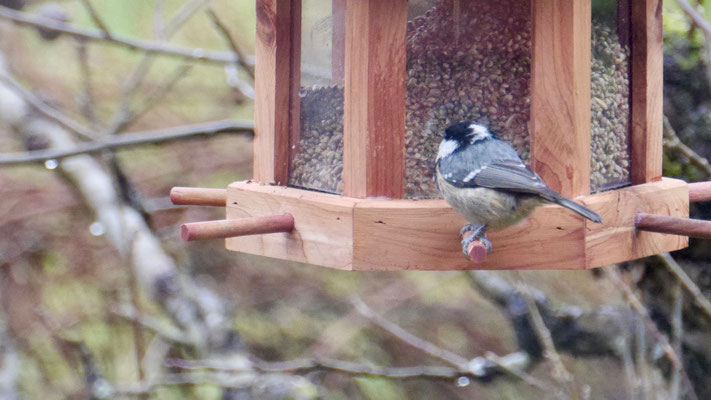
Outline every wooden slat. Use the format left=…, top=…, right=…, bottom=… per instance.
left=583, top=178, right=688, bottom=267
left=226, top=181, right=357, bottom=270
left=343, top=0, right=407, bottom=198
left=254, top=0, right=297, bottom=185
left=224, top=180, right=688, bottom=270
left=630, top=0, right=663, bottom=184
left=352, top=200, right=586, bottom=271
left=288, top=0, right=302, bottom=171
left=531, top=0, right=591, bottom=197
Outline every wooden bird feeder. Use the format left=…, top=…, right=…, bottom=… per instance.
left=173, top=0, right=710, bottom=270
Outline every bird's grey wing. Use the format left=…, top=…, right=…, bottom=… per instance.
left=443, top=158, right=555, bottom=198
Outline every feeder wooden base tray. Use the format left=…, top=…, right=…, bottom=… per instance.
left=224, top=178, right=688, bottom=270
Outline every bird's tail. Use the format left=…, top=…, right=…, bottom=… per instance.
left=551, top=195, right=602, bottom=223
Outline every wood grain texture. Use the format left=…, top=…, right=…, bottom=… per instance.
left=352, top=199, right=585, bottom=270
left=635, top=213, right=711, bottom=239
left=170, top=187, right=226, bottom=206
left=254, top=0, right=296, bottom=185
left=288, top=0, right=302, bottom=170
left=531, top=0, right=591, bottom=197
left=343, top=0, right=407, bottom=198
left=226, top=181, right=358, bottom=270
left=583, top=178, right=688, bottom=267
left=224, top=180, right=689, bottom=270
left=181, top=214, right=294, bottom=241
left=689, top=181, right=711, bottom=203
left=630, top=0, right=663, bottom=184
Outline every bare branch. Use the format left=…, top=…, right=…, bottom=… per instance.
left=659, top=252, right=711, bottom=322
left=0, top=119, right=253, bottom=165
left=522, top=294, right=572, bottom=385
left=603, top=267, right=683, bottom=370
left=112, top=306, right=193, bottom=345
left=75, top=41, right=99, bottom=129
left=167, top=352, right=542, bottom=388
left=205, top=6, right=255, bottom=80
left=0, top=6, right=245, bottom=65
left=663, top=115, right=711, bottom=177
left=483, top=352, right=554, bottom=392
left=79, top=0, right=113, bottom=39
left=0, top=73, right=95, bottom=140
left=670, top=282, right=683, bottom=400
left=351, top=297, right=469, bottom=369
left=677, top=0, right=711, bottom=38
left=106, top=63, right=193, bottom=134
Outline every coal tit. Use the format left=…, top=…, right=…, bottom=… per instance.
left=435, top=121, right=602, bottom=255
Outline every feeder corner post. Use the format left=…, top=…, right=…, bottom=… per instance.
left=531, top=0, right=592, bottom=198
left=630, top=0, right=663, bottom=185
left=253, top=0, right=301, bottom=185
left=343, top=0, right=407, bottom=199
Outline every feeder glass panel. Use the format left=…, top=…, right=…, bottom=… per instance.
left=404, top=0, right=532, bottom=199
left=288, top=1, right=345, bottom=194
left=590, top=0, right=631, bottom=192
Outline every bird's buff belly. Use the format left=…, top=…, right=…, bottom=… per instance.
left=438, top=180, right=543, bottom=229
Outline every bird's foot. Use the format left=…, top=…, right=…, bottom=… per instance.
left=459, top=224, right=478, bottom=235
left=460, top=225, right=491, bottom=256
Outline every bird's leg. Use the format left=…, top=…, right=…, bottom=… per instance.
left=461, top=224, right=491, bottom=256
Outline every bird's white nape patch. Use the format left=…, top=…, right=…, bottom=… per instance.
left=467, top=123, right=492, bottom=143
left=436, top=138, right=459, bottom=162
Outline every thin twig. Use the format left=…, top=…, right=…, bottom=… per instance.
left=350, top=297, right=557, bottom=392
left=166, top=353, right=544, bottom=389
left=351, top=297, right=469, bottom=369
left=522, top=294, right=572, bottom=385
left=483, top=352, right=554, bottom=392
left=154, top=0, right=165, bottom=39
left=0, top=6, right=243, bottom=65
left=79, top=0, right=113, bottom=39
left=663, top=115, right=711, bottom=177
left=106, top=63, right=193, bottom=135
left=164, top=0, right=208, bottom=38
left=126, top=233, right=147, bottom=383
left=0, top=119, right=253, bottom=165
left=670, top=281, right=683, bottom=400
left=205, top=6, right=255, bottom=79
left=112, top=306, right=193, bottom=345
left=677, top=0, right=711, bottom=38
left=658, top=252, right=711, bottom=321
left=603, top=267, right=683, bottom=370
left=75, top=41, right=99, bottom=129
left=0, top=73, right=95, bottom=140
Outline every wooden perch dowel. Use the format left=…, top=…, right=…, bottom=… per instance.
left=170, top=187, right=227, bottom=207
left=181, top=213, right=294, bottom=241
left=635, top=213, right=711, bottom=240
left=462, top=230, right=489, bottom=264
left=689, top=181, right=711, bottom=203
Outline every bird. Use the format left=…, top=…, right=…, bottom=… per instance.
left=435, top=121, right=602, bottom=256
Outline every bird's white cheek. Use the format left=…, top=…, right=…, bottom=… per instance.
left=436, top=139, right=459, bottom=162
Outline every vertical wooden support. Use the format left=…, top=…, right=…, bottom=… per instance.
left=630, top=0, right=663, bottom=184
left=254, top=0, right=300, bottom=185
left=343, top=0, right=407, bottom=199
left=288, top=0, right=302, bottom=168
left=531, top=0, right=591, bottom=197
